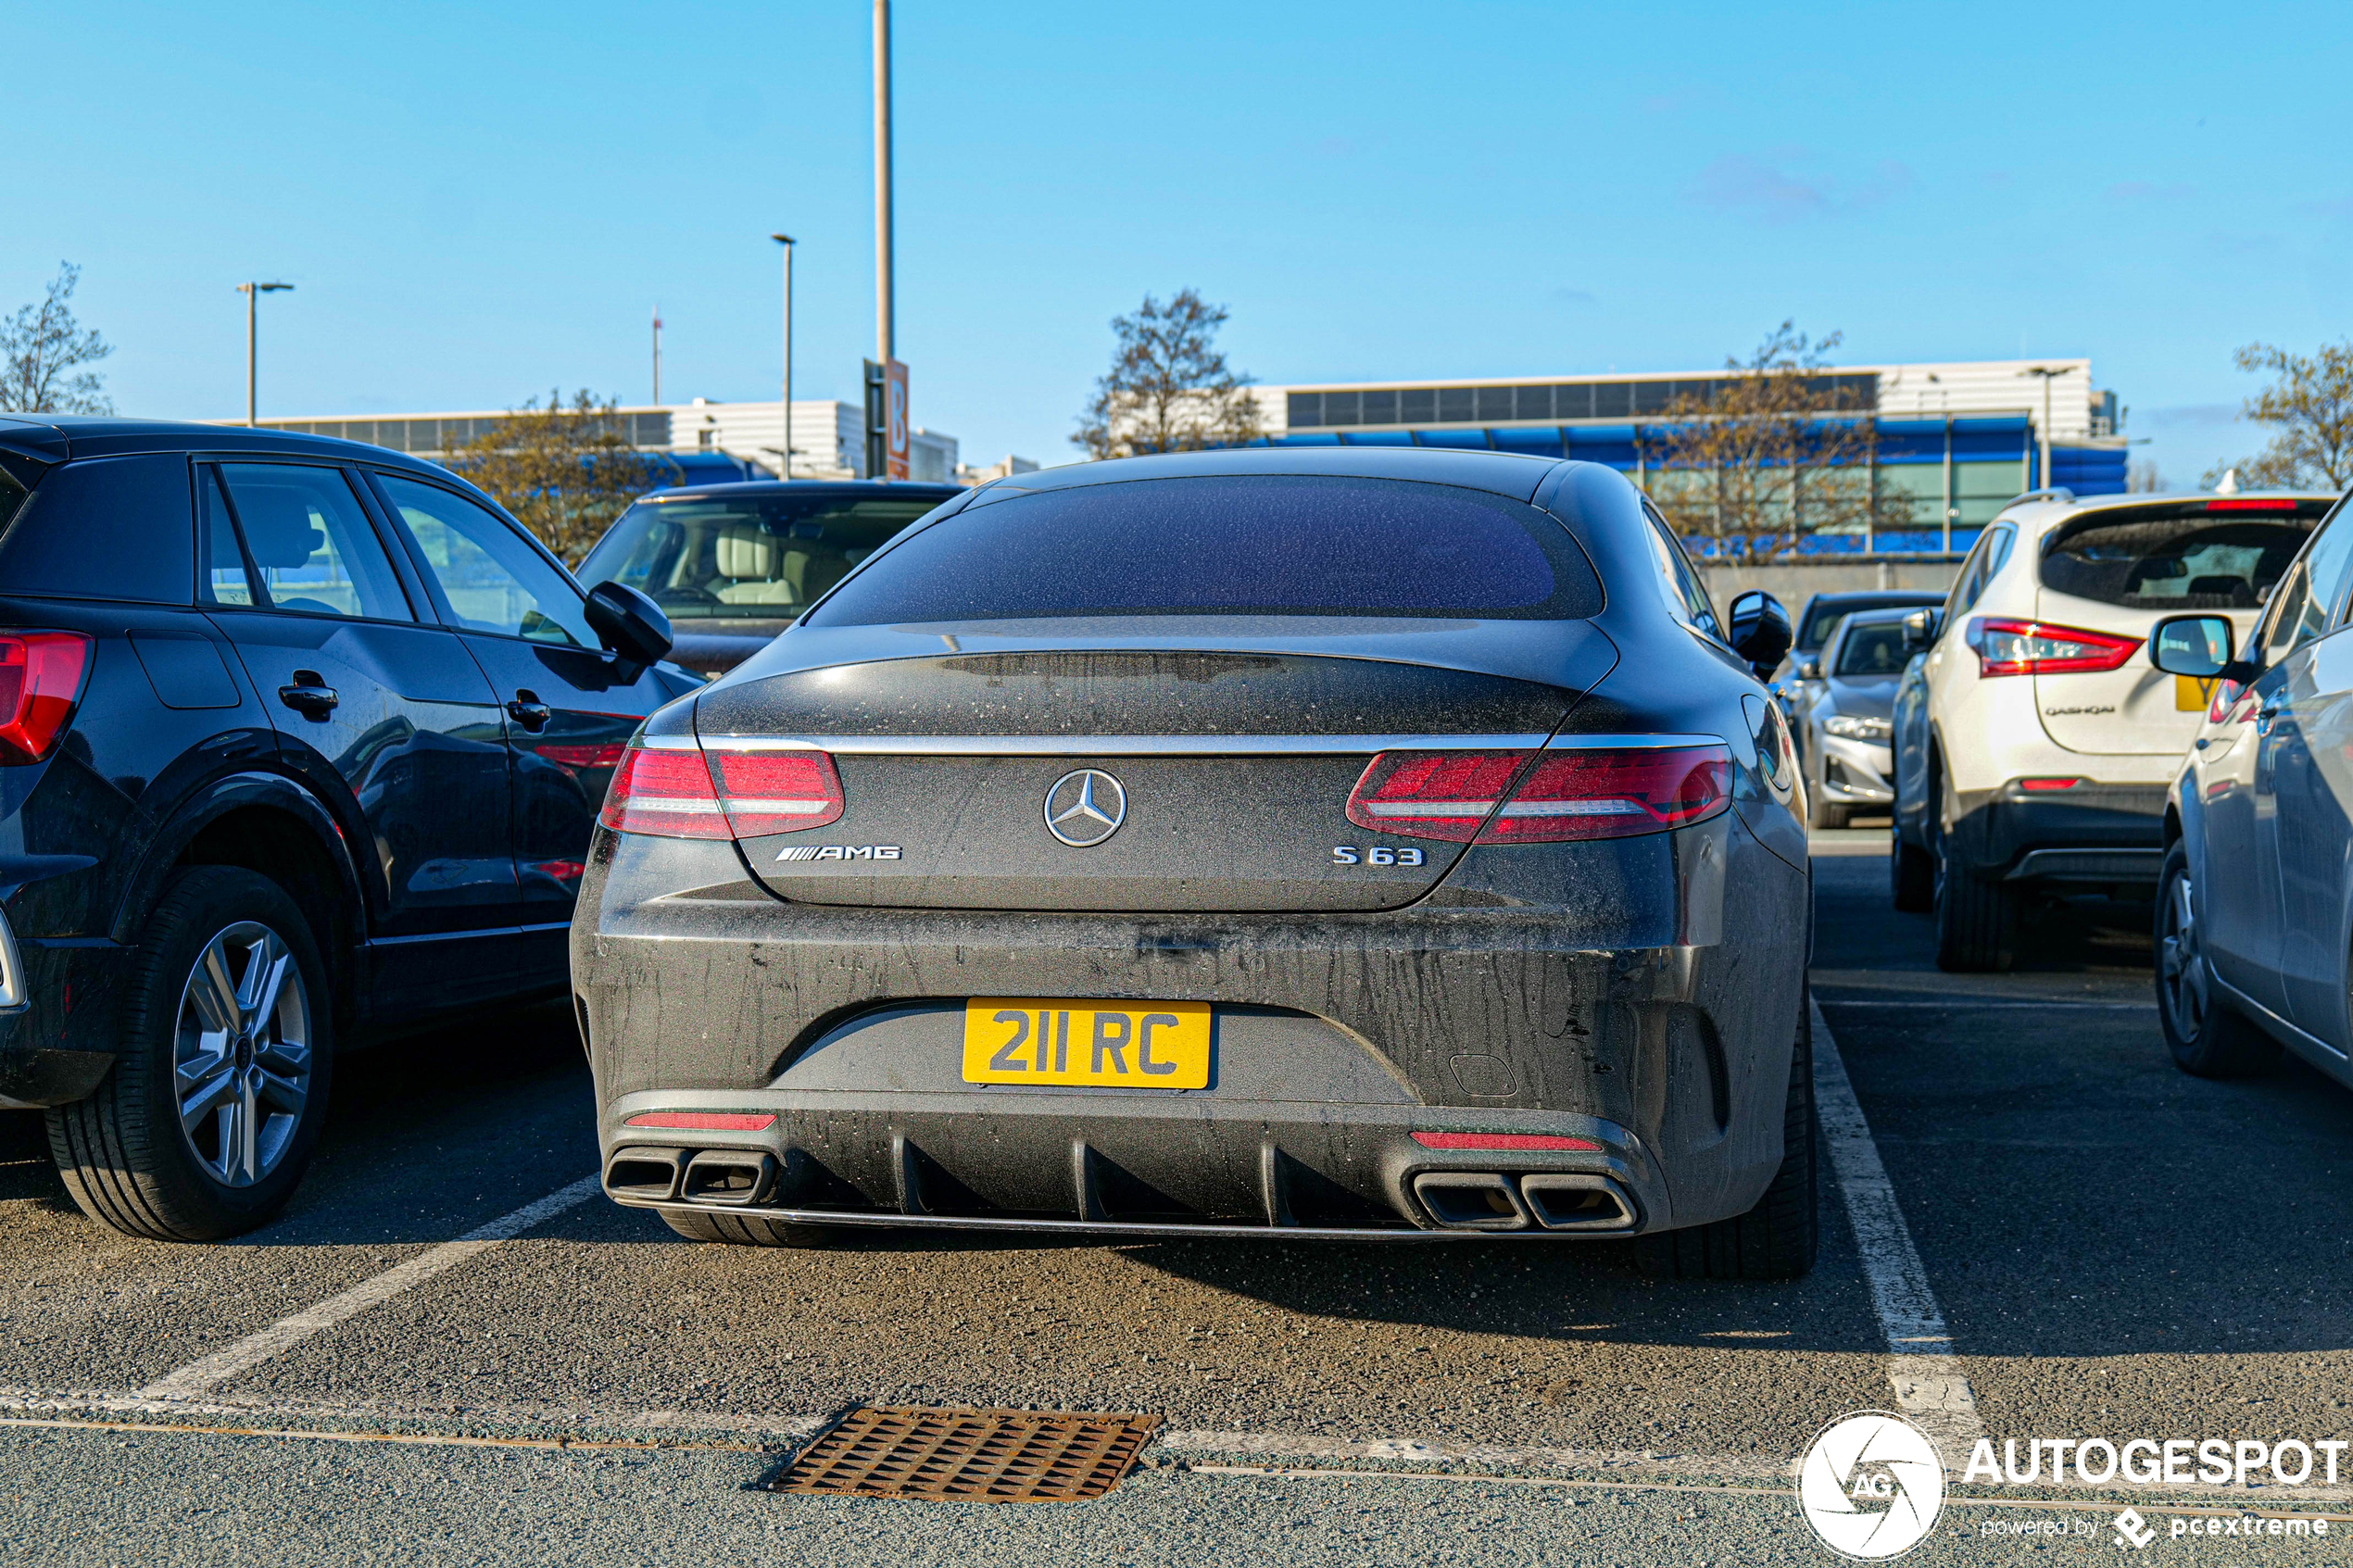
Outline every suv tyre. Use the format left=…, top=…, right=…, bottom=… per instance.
left=1932, top=781, right=2017, bottom=972
left=46, top=867, right=333, bottom=1242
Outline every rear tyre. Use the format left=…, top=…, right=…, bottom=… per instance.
left=660, top=1208, right=849, bottom=1248
left=1890, top=825, right=1933, bottom=912
left=2155, top=840, right=2278, bottom=1078
left=1638, top=993, right=1818, bottom=1281
left=1931, top=785, right=2016, bottom=972
left=46, top=867, right=333, bottom=1242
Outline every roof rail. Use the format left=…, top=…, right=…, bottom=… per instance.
left=2008, top=486, right=2076, bottom=507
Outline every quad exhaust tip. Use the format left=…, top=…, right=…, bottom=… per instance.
left=1412, top=1171, right=1637, bottom=1232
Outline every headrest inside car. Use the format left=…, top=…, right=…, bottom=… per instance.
left=238, top=489, right=328, bottom=568
left=714, top=528, right=775, bottom=580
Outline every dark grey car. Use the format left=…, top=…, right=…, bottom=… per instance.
left=572, top=448, right=1818, bottom=1277
left=1794, top=608, right=1912, bottom=828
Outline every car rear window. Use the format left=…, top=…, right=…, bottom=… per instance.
left=2039, top=502, right=2323, bottom=610
left=804, top=475, right=1602, bottom=625
left=1834, top=621, right=1911, bottom=677
left=0, top=455, right=196, bottom=605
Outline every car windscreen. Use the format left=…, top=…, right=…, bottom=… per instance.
left=1834, top=621, right=1911, bottom=677
left=2039, top=503, right=2325, bottom=610
left=803, top=475, right=1604, bottom=625
left=577, top=493, right=947, bottom=620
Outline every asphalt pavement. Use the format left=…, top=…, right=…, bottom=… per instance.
left=6, top=825, right=2351, bottom=1564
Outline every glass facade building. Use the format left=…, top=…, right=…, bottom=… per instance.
left=1250, top=361, right=2129, bottom=556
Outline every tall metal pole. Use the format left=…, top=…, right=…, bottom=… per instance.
left=772, top=234, right=796, bottom=479
left=237, top=282, right=293, bottom=427
left=2021, top=365, right=2064, bottom=493
left=874, top=0, right=893, bottom=366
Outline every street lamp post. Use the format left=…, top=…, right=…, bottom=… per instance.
left=236, top=282, right=295, bottom=426
left=2020, top=365, right=2067, bottom=493
left=771, top=233, right=796, bottom=479
left=874, top=0, right=893, bottom=368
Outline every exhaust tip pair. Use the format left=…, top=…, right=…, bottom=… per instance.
left=605, top=1147, right=777, bottom=1207
left=1411, top=1171, right=1636, bottom=1232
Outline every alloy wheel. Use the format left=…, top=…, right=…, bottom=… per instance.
left=172, top=921, right=313, bottom=1188
left=2157, top=870, right=2208, bottom=1039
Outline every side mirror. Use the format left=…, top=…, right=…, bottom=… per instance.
left=1901, top=608, right=1943, bottom=653
left=1798, top=659, right=1822, bottom=682
left=1726, top=590, right=1793, bottom=680
left=585, top=581, right=674, bottom=671
left=2149, top=613, right=2258, bottom=684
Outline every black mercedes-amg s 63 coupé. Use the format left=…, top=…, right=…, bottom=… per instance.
left=573, top=446, right=1817, bottom=1277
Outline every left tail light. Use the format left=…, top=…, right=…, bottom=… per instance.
left=0, top=633, right=93, bottom=762
left=1345, top=743, right=1733, bottom=845
left=599, top=745, right=844, bottom=839
left=1965, top=617, right=2141, bottom=677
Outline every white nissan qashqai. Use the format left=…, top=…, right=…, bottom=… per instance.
left=1890, top=487, right=2334, bottom=971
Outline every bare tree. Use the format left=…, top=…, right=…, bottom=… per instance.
left=2201, top=340, right=2353, bottom=491
left=2126, top=458, right=2164, bottom=493
left=0, top=263, right=114, bottom=414
left=1074, top=289, right=1263, bottom=458
left=1638, top=321, right=1910, bottom=562
left=445, top=390, right=662, bottom=564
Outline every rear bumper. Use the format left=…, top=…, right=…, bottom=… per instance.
left=0, top=935, right=133, bottom=1110
left=1951, top=781, right=2169, bottom=886
left=573, top=819, right=1810, bottom=1238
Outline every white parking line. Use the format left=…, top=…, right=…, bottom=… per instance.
left=138, top=1173, right=603, bottom=1401
left=1811, top=999, right=1985, bottom=1467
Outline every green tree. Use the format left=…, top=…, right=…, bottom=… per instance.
left=0, top=263, right=113, bottom=414
left=1074, top=289, right=1264, bottom=458
left=446, top=390, right=661, bottom=563
left=2203, top=340, right=2353, bottom=491
left=1639, top=321, right=1908, bottom=562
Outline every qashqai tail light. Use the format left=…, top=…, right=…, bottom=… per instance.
left=600, top=745, right=844, bottom=839
left=1345, top=743, right=1732, bottom=845
left=0, top=633, right=93, bottom=762
left=1964, top=617, right=2141, bottom=677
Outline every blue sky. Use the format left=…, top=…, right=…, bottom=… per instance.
left=12, top=1, right=2349, bottom=487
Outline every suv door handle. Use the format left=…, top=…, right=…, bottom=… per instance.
left=506, top=692, right=553, bottom=732
left=277, top=683, right=339, bottom=719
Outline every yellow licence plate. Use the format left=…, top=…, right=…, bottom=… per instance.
left=2176, top=673, right=2221, bottom=711
left=962, top=998, right=1213, bottom=1089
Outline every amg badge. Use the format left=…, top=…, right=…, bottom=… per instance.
left=774, top=845, right=902, bottom=862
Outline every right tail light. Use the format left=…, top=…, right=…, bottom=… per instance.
left=1345, top=744, right=1732, bottom=845
left=1965, top=617, right=2141, bottom=677
left=600, top=745, right=844, bottom=839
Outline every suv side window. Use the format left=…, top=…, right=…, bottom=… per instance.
left=1640, top=502, right=1722, bottom=640
left=374, top=474, right=593, bottom=646
left=0, top=456, right=195, bottom=605
left=1943, top=524, right=2014, bottom=622
left=214, top=463, right=415, bottom=621
left=2263, top=560, right=2319, bottom=663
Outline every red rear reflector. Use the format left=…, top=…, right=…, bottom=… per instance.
left=2206, top=497, right=2298, bottom=511
left=1479, top=746, right=1732, bottom=843
left=600, top=747, right=729, bottom=838
left=1411, top=1131, right=1603, bottom=1152
left=710, top=749, right=844, bottom=835
left=2019, top=776, right=2083, bottom=792
left=624, top=1111, right=778, bottom=1131
left=0, top=633, right=92, bottom=761
left=1965, top=617, right=2142, bottom=677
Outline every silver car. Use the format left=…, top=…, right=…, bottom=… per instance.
left=1793, top=607, right=1910, bottom=827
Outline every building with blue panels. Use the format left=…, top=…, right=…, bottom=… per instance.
left=1244, top=358, right=2127, bottom=555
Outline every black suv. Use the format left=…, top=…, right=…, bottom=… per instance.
left=0, top=417, right=693, bottom=1240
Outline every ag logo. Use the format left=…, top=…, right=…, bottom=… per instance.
left=1796, top=1411, right=1945, bottom=1559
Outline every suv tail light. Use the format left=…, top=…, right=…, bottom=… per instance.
left=1345, top=744, right=1732, bottom=845
left=0, top=633, right=93, bottom=761
left=1964, top=617, right=2141, bottom=677
left=600, top=745, right=844, bottom=839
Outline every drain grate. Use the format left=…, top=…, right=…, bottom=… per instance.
left=767, top=1405, right=1164, bottom=1502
